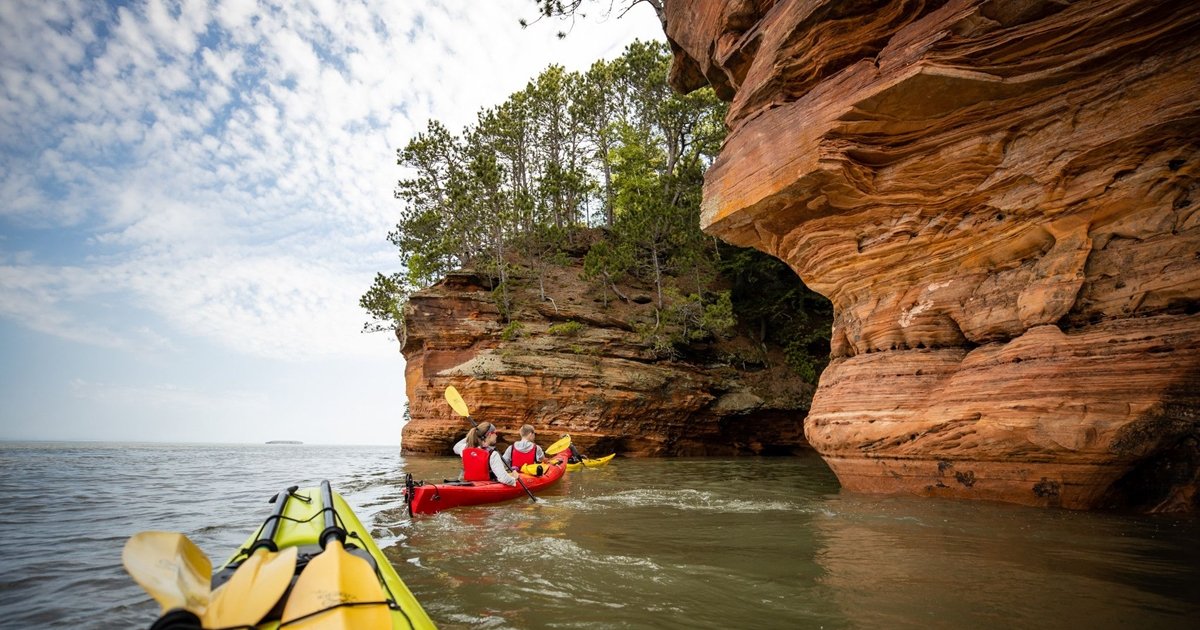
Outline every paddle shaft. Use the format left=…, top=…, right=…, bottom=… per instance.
left=280, top=482, right=392, bottom=628
left=248, top=485, right=297, bottom=554
left=319, top=480, right=346, bottom=548
left=513, top=474, right=537, bottom=502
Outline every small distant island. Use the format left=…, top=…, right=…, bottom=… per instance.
left=265, top=440, right=303, bottom=445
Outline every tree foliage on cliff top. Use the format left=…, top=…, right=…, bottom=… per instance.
left=363, top=40, right=832, bottom=379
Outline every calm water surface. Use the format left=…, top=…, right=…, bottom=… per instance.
left=0, top=443, right=1196, bottom=629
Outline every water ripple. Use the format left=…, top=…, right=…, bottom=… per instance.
left=3, top=444, right=1199, bottom=629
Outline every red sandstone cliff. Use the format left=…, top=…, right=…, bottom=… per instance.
left=400, top=267, right=814, bottom=458
left=663, top=0, right=1200, bottom=511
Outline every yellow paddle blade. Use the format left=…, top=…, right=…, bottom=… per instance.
left=444, top=385, right=470, bottom=417
left=281, top=540, right=390, bottom=629
left=122, top=531, right=212, bottom=615
left=203, top=546, right=298, bottom=628
left=545, top=434, right=572, bottom=456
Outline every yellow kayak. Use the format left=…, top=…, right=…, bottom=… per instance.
left=566, top=453, right=615, bottom=471
left=125, top=481, right=436, bottom=630
left=217, top=482, right=435, bottom=629
left=545, top=434, right=615, bottom=472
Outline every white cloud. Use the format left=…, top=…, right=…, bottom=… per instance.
left=68, top=377, right=266, bottom=409
left=0, top=0, right=663, bottom=364
left=0, top=263, right=176, bottom=353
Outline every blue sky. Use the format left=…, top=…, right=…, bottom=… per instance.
left=0, top=0, right=662, bottom=445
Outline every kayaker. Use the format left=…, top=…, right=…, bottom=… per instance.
left=452, top=422, right=520, bottom=486
left=502, top=424, right=545, bottom=471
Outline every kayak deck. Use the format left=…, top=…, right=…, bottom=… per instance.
left=216, top=485, right=436, bottom=629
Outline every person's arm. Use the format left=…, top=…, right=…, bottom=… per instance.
left=452, top=437, right=467, bottom=456
left=535, top=445, right=545, bottom=462
left=502, top=445, right=513, bottom=468
left=490, top=451, right=518, bottom=486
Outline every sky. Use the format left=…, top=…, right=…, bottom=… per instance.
left=0, top=0, right=664, bottom=445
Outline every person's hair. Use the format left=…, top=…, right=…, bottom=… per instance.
left=520, top=424, right=535, bottom=439
left=466, top=422, right=494, bottom=448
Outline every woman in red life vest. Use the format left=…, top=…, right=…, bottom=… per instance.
left=502, top=424, right=544, bottom=471
left=452, top=421, right=519, bottom=486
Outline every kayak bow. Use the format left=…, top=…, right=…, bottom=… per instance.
left=566, top=453, right=615, bottom=472
left=127, top=482, right=436, bottom=630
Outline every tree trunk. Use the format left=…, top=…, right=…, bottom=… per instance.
left=652, top=244, right=663, bottom=309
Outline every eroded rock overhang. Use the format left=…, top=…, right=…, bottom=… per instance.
left=664, top=0, right=1200, bottom=510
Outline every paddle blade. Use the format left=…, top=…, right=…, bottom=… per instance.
left=444, top=385, right=471, bottom=417
left=545, top=434, right=572, bottom=456
left=281, top=540, right=390, bottom=629
left=203, top=546, right=298, bottom=628
left=122, top=531, right=212, bottom=615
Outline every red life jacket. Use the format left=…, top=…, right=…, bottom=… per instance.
left=462, top=447, right=491, bottom=481
left=510, top=446, right=536, bottom=469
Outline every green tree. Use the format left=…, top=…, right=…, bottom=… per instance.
left=717, top=245, right=833, bottom=382
left=389, top=120, right=468, bottom=290
left=582, top=237, right=633, bottom=306
left=362, top=39, right=832, bottom=389
left=359, top=272, right=407, bottom=336
left=575, top=58, right=620, bottom=226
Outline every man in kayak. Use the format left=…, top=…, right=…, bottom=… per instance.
left=502, top=424, right=545, bottom=471
left=452, top=422, right=520, bottom=486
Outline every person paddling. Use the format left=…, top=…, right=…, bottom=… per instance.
left=502, top=424, right=544, bottom=471
left=452, top=422, right=519, bottom=487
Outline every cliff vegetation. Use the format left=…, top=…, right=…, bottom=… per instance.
left=362, top=41, right=833, bottom=455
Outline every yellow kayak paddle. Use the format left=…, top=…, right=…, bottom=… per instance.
left=545, top=434, right=572, bottom=456
left=122, top=531, right=211, bottom=625
left=203, top=543, right=297, bottom=627
left=280, top=481, right=389, bottom=629
left=202, top=484, right=300, bottom=627
left=124, top=485, right=307, bottom=629
left=444, top=384, right=471, bottom=418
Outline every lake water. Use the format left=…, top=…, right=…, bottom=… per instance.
left=0, top=443, right=1196, bottom=629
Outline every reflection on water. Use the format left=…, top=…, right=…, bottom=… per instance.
left=0, top=444, right=1196, bottom=629
left=812, top=495, right=1200, bottom=629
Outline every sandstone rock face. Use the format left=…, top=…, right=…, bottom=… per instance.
left=400, top=270, right=813, bottom=458
left=664, top=0, right=1200, bottom=510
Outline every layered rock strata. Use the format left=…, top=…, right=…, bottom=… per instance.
left=400, top=270, right=813, bottom=458
left=664, top=0, right=1200, bottom=510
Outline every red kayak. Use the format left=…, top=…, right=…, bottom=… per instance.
left=404, top=450, right=568, bottom=515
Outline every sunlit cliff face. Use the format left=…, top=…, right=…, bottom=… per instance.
left=664, top=0, right=1200, bottom=511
